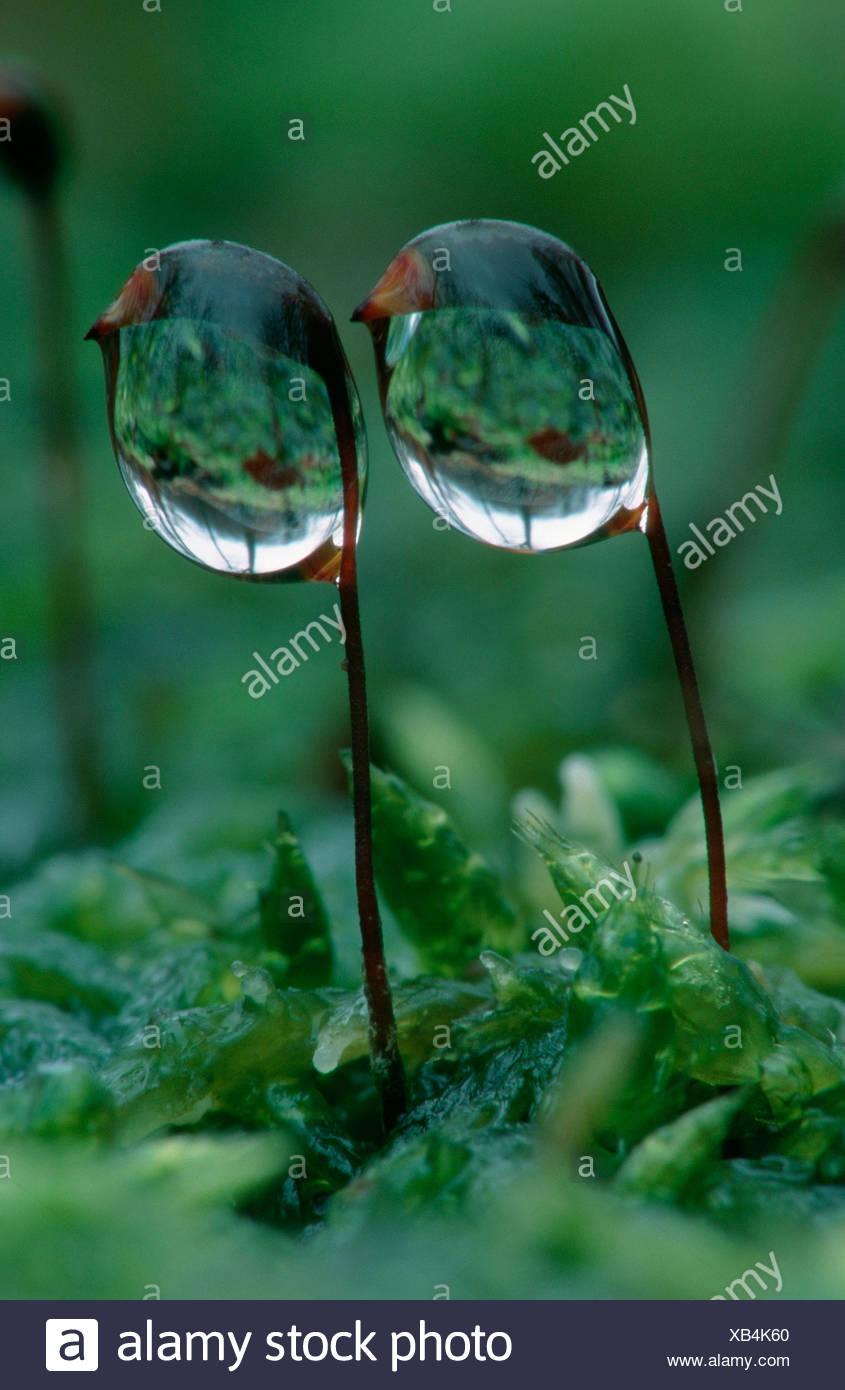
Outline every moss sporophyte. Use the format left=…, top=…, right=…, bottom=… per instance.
left=0, top=65, right=104, bottom=838
left=87, top=240, right=406, bottom=1131
left=354, top=218, right=729, bottom=951
left=87, top=221, right=730, bottom=1124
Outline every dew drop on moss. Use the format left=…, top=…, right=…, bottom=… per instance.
left=90, top=239, right=366, bottom=581
left=358, top=219, right=649, bottom=552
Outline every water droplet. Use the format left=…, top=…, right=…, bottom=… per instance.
left=88, top=239, right=365, bottom=581
left=231, top=959, right=273, bottom=1005
left=313, top=994, right=370, bottom=1074
left=355, top=219, right=649, bottom=552
left=479, top=948, right=519, bottom=995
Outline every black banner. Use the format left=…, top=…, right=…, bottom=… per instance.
left=6, top=1299, right=828, bottom=1386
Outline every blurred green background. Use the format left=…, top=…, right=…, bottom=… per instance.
left=1, top=0, right=844, bottom=875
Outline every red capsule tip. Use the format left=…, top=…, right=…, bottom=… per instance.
left=352, top=248, right=437, bottom=324
left=85, top=263, right=159, bottom=343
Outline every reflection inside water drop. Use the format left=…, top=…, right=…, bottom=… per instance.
left=110, top=317, right=363, bottom=578
left=383, top=308, right=648, bottom=551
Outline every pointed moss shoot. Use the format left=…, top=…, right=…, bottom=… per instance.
left=86, top=239, right=406, bottom=1130
left=0, top=63, right=104, bottom=838
left=354, top=218, right=729, bottom=951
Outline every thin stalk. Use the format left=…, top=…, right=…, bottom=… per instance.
left=644, top=484, right=729, bottom=951
left=727, top=218, right=845, bottom=500
left=327, top=374, right=407, bottom=1132
left=27, top=191, right=104, bottom=840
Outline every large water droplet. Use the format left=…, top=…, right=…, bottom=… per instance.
left=355, top=219, right=649, bottom=552
left=89, top=240, right=365, bottom=581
